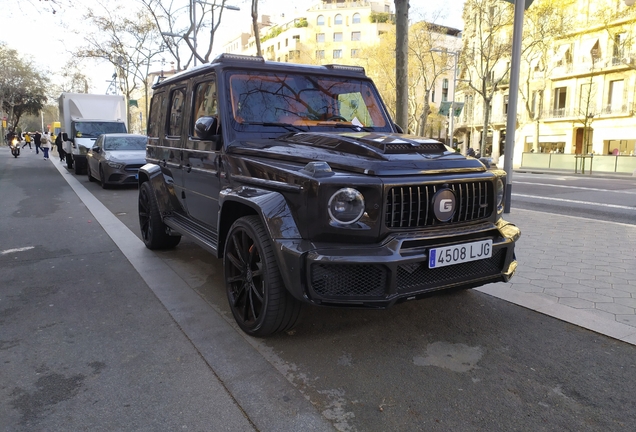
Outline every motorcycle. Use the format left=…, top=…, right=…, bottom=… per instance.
left=10, top=138, right=20, bottom=158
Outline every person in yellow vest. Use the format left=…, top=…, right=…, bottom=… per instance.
left=22, top=132, right=32, bottom=150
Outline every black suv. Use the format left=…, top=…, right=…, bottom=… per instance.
left=138, top=54, right=520, bottom=336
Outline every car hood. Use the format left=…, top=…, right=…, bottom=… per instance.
left=106, top=149, right=146, bottom=162
left=229, top=132, right=487, bottom=176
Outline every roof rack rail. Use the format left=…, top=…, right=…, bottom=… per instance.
left=323, top=64, right=366, bottom=74
left=213, top=53, right=265, bottom=63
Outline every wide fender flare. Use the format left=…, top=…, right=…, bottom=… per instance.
left=219, top=187, right=304, bottom=297
left=219, top=187, right=301, bottom=241
left=138, top=163, right=184, bottom=217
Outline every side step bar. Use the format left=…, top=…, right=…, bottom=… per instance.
left=164, top=213, right=219, bottom=255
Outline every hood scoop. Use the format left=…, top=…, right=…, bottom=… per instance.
left=283, top=132, right=448, bottom=157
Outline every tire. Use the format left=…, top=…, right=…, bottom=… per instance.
left=138, top=181, right=181, bottom=250
left=99, top=165, right=110, bottom=189
left=87, top=163, right=95, bottom=182
left=224, top=215, right=301, bottom=337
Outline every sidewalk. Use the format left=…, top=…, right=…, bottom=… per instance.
left=479, top=208, right=636, bottom=346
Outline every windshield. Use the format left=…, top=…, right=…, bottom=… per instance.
left=73, top=121, right=126, bottom=138
left=103, top=136, right=147, bottom=151
left=227, top=71, right=391, bottom=132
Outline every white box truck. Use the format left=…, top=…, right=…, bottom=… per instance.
left=59, top=93, right=127, bottom=174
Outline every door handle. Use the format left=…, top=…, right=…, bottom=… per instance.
left=161, top=159, right=167, bottom=167
left=186, top=163, right=192, bottom=173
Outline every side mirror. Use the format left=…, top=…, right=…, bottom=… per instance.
left=194, top=116, right=218, bottom=140
left=92, top=146, right=101, bottom=153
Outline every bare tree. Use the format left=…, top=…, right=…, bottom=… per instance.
left=141, top=0, right=237, bottom=70
left=460, top=0, right=514, bottom=155
left=77, top=5, right=163, bottom=126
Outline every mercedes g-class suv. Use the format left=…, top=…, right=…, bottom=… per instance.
left=138, top=53, right=520, bottom=336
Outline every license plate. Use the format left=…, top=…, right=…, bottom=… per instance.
left=429, top=240, right=492, bottom=269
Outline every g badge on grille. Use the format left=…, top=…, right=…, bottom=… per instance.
left=432, top=188, right=456, bottom=222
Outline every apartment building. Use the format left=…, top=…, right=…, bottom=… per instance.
left=222, top=0, right=394, bottom=64
left=456, top=0, right=636, bottom=166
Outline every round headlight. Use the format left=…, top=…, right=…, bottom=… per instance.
left=328, top=188, right=365, bottom=225
left=496, top=178, right=505, bottom=211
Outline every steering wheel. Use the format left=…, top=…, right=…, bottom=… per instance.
left=326, top=115, right=348, bottom=122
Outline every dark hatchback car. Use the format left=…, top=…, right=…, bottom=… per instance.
left=87, top=133, right=147, bottom=188
left=138, top=54, right=520, bottom=336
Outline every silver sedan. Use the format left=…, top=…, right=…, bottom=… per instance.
left=87, top=133, right=147, bottom=188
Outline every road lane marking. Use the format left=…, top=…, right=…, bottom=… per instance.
left=1, top=246, right=35, bottom=255
left=512, top=193, right=636, bottom=210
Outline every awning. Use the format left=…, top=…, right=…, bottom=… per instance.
left=554, top=44, right=570, bottom=63
left=529, top=56, right=542, bottom=71
left=581, top=38, right=600, bottom=58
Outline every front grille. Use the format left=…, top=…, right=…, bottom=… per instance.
left=311, top=263, right=387, bottom=298
left=386, top=181, right=493, bottom=228
left=124, top=164, right=144, bottom=172
left=397, top=249, right=506, bottom=292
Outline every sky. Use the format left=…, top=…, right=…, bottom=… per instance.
left=1, top=0, right=466, bottom=94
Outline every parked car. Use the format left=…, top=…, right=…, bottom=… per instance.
left=87, top=133, right=147, bottom=188
left=137, top=53, right=520, bottom=337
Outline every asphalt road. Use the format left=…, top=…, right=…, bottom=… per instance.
left=511, top=172, right=636, bottom=225
left=3, top=151, right=636, bottom=431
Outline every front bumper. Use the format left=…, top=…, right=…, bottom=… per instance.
left=275, top=219, right=520, bottom=308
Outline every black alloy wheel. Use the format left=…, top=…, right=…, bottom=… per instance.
left=224, top=215, right=301, bottom=337
left=138, top=181, right=181, bottom=250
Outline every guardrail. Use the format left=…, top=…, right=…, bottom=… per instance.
left=520, top=152, right=636, bottom=175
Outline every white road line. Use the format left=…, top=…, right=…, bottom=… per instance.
left=513, top=181, right=636, bottom=194
left=1, top=246, right=35, bottom=255
left=512, top=193, right=636, bottom=210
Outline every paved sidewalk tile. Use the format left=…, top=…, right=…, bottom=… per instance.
left=477, top=208, right=636, bottom=346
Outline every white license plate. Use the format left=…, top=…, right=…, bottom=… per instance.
left=428, top=240, right=492, bottom=269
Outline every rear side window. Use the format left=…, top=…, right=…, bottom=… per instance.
left=168, top=88, right=186, bottom=137
left=147, top=93, right=165, bottom=137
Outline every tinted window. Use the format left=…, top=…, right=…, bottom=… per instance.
left=148, top=93, right=164, bottom=137
left=192, top=79, right=217, bottom=136
left=168, top=88, right=186, bottom=137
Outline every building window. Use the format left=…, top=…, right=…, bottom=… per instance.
left=353, top=13, right=361, bottom=24
left=293, top=35, right=300, bottom=42
left=317, top=15, right=325, bottom=26
left=333, top=32, right=343, bottom=42
left=503, top=94, right=509, bottom=115
left=334, top=14, right=343, bottom=25
left=442, top=78, right=449, bottom=102
left=333, top=49, right=342, bottom=59
left=351, top=31, right=361, bottom=41
left=289, top=50, right=300, bottom=60
left=553, top=87, right=567, bottom=116
left=351, top=49, right=359, bottom=58
left=608, top=79, right=624, bottom=113
left=277, top=42, right=280, bottom=50
left=316, top=50, right=325, bottom=59
left=316, top=33, right=325, bottom=43
left=431, top=90, right=435, bottom=103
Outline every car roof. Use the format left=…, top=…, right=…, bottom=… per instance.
left=100, top=134, right=146, bottom=138
left=153, top=54, right=368, bottom=90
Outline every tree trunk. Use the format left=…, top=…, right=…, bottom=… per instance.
left=394, top=0, right=409, bottom=132
left=252, top=0, right=262, bottom=56
left=481, top=98, right=491, bottom=156
left=418, top=91, right=431, bottom=136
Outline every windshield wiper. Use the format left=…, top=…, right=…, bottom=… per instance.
left=317, top=123, right=373, bottom=132
left=241, top=122, right=307, bottom=132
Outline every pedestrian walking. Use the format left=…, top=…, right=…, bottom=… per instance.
left=41, top=132, right=51, bottom=160
left=22, top=132, right=32, bottom=149
left=33, top=131, right=42, bottom=154
left=54, top=132, right=66, bottom=162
